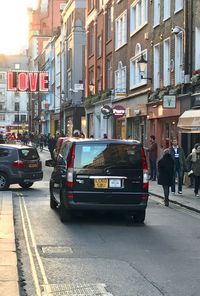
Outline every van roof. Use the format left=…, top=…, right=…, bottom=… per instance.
left=60, top=138, right=141, bottom=145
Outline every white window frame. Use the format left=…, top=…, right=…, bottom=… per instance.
left=175, top=32, right=184, bottom=84
left=175, top=0, right=183, bottom=13
left=130, top=0, right=148, bottom=36
left=163, top=38, right=170, bottom=86
left=153, top=0, right=160, bottom=27
left=153, top=43, right=160, bottom=90
left=163, top=0, right=170, bottom=21
left=115, top=62, right=126, bottom=93
left=195, top=27, right=200, bottom=70
left=115, top=10, right=127, bottom=50
left=130, top=46, right=147, bottom=90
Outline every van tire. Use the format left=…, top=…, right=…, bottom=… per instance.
left=60, top=190, right=72, bottom=223
left=50, top=194, right=57, bottom=209
left=134, top=210, right=146, bottom=223
left=0, top=172, right=10, bottom=190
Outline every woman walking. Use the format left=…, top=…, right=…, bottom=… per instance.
left=186, top=144, right=200, bottom=197
left=157, top=149, right=174, bottom=206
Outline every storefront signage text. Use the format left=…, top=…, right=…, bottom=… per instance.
left=7, top=71, right=49, bottom=92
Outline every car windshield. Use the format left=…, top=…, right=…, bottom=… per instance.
left=74, top=143, right=142, bottom=169
left=18, top=148, right=39, bottom=160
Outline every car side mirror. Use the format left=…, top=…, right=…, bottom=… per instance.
left=45, top=159, right=56, bottom=167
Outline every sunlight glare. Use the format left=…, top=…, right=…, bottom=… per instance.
left=0, top=0, right=38, bottom=55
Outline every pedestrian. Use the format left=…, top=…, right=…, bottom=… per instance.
left=186, top=144, right=200, bottom=197
left=169, top=137, right=187, bottom=195
left=48, top=135, right=56, bottom=159
left=148, top=135, right=158, bottom=181
left=103, top=133, right=108, bottom=139
left=157, top=149, right=174, bottom=206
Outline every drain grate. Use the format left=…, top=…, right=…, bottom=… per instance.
left=41, top=246, right=73, bottom=255
left=41, top=283, right=113, bottom=296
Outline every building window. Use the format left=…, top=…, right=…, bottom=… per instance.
left=106, top=7, right=112, bottom=41
left=97, top=67, right=102, bottom=92
left=88, top=0, right=94, bottom=12
left=106, top=58, right=112, bottom=89
left=153, top=44, right=160, bottom=90
left=154, top=0, right=160, bottom=27
left=175, top=32, right=184, bottom=84
left=130, top=44, right=147, bottom=89
left=130, top=0, right=148, bottom=35
left=97, top=35, right=102, bottom=58
left=115, top=10, right=127, bottom=50
left=0, top=104, right=3, bottom=111
left=67, top=71, right=72, bottom=95
left=15, top=64, right=20, bottom=70
left=0, top=88, right=5, bottom=97
left=195, top=27, right=200, bottom=70
left=0, top=73, right=5, bottom=82
left=89, top=25, right=94, bottom=56
left=115, top=61, right=126, bottom=93
left=89, top=68, right=94, bottom=94
left=15, top=115, right=20, bottom=123
left=0, top=114, right=5, bottom=121
left=15, top=102, right=20, bottom=111
left=97, top=0, right=103, bottom=11
left=67, top=48, right=72, bottom=69
left=175, top=0, right=183, bottom=12
left=163, top=38, right=170, bottom=86
left=21, top=115, right=26, bottom=122
left=163, top=0, right=170, bottom=20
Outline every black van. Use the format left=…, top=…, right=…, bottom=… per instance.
left=46, top=139, right=149, bottom=223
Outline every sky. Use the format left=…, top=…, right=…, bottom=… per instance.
left=0, top=0, right=38, bottom=55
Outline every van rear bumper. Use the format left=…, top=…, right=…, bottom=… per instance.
left=63, top=191, right=148, bottom=211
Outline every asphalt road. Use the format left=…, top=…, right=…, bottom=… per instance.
left=12, top=150, right=200, bottom=296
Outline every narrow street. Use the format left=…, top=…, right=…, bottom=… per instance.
left=10, top=150, right=200, bottom=296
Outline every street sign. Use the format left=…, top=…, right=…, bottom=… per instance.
left=163, top=96, right=176, bottom=108
left=74, top=84, right=84, bottom=91
left=101, top=105, right=112, bottom=116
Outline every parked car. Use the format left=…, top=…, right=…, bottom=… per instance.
left=46, top=138, right=149, bottom=223
left=0, top=144, right=43, bottom=190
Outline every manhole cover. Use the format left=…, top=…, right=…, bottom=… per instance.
left=41, top=283, right=113, bottom=296
left=41, top=246, right=73, bottom=254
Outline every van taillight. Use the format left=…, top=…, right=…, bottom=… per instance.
left=66, top=144, right=75, bottom=187
left=141, top=148, right=149, bottom=190
left=12, top=160, right=26, bottom=168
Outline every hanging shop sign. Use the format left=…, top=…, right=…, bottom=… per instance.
left=7, top=71, right=49, bottom=92
left=101, top=105, right=113, bottom=117
left=112, top=105, right=126, bottom=118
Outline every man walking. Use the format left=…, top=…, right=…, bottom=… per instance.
left=169, top=137, right=186, bottom=195
left=148, top=135, right=158, bottom=181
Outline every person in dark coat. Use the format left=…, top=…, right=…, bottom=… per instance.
left=48, top=136, right=57, bottom=159
left=157, top=149, right=174, bottom=206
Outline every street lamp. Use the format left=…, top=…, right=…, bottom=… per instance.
left=137, top=54, right=152, bottom=82
left=60, top=90, right=65, bottom=135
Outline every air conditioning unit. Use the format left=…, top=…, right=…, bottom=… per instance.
left=144, top=32, right=149, bottom=40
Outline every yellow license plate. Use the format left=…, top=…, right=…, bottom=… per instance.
left=94, top=179, right=108, bottom=189
left=29, top=163, right=38, bottom=168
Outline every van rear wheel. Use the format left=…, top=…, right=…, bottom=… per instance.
left=134, top=210, right=146, bottom=223
left=0, top=173, right=10, bottom=190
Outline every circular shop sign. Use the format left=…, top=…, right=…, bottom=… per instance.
left=113, top=105, right=125, bottom=118
left=101, top=105, right=112, bottom=115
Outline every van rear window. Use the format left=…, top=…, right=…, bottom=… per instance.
left=74, top=143, right=142, bottom=169
left=19, top=148, right=39, bottom=160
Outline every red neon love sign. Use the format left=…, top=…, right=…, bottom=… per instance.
left=7, top=71, right=49, bottom=92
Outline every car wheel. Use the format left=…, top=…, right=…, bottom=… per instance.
left=0, top=172, right=10, bottom=190
left=60, top=189, right=72, bottom=223
left=19, top=182, right=33, bottom=189
left=134, top=210, right=146, bottom=224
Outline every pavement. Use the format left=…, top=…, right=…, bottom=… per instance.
left=0, top=191, right=19, bottom=296
left=0, top=180, right=199, bottom=296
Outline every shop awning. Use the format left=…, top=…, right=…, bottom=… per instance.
left=177, top=109, right=200, bottom=133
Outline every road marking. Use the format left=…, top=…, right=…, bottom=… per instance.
left=19, top=197, right=42, bottom=296
left=19, top=195, right=50, bottom=295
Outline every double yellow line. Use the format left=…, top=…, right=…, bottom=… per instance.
left=19, top=194, right=49, bottom=296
